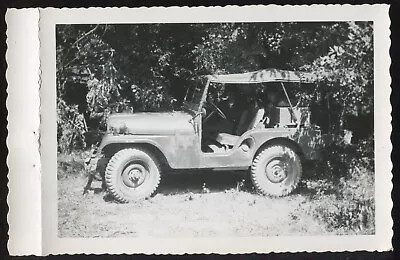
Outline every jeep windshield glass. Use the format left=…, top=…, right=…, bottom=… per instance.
left=182, top=77, right=208, bottom=112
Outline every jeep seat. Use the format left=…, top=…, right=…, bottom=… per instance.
left=215, top=133, right=240, bottom=146
left=215, top=108, right=265, bottom=146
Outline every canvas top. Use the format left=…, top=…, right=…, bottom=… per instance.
left=206, top=69, right=317, bottom=84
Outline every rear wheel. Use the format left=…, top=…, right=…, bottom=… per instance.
left=251, top=145, right=302, bottom=197
left=105, top=148, right=161, bottom=203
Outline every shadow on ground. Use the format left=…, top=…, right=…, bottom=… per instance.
left=156, top=163, right=335, bottom=197
left=157, top=170, right=255, bottom=195
left=85, top=166, right=332, bottom=200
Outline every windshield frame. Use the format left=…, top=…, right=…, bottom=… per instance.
left=182, top=77, right=209, bottom=113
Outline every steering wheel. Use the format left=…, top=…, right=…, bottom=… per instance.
left=205, top=98, right=227, bottom=120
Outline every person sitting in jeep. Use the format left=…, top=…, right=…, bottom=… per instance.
left=217, top=88, right=243, bottom=129
left=262, top=85, right=290, bottom=127
left=203, top=87, right=245, bottom=135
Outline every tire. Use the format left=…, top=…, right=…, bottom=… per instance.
left=251, top=145, right=302, bottom=197
left=105, top=148, right=161, bottom=203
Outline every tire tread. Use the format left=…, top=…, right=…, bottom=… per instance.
left=251, top=145, right=302, bottom=197
left=105, top=148, right=161, bottom=203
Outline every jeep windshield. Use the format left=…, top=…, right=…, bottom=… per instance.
left=182, top=77, right=208, bottom=112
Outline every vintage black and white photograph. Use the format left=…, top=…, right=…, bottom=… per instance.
left=4, top=5, right=391, bottom=255
left=56, top=21, right=376, bottom=238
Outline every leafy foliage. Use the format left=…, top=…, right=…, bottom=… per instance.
left=56, top=22, right=373, bottom=152
left=56, top=22, right=374, bottom=148
left=303, top=136, right=374, bottom=233
left=304, top=158, right=375, bottom=234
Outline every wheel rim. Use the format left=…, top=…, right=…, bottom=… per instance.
left=265, top=158, right=289, bottom=183
left=121, top=163, right=148, bottom=188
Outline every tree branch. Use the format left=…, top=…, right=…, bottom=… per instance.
left=72, top=24, right=100, bottom=47
left=58, top=25, right=100, bottom=72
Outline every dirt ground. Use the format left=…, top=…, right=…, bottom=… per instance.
left=58, top=168, right=342, bottom=238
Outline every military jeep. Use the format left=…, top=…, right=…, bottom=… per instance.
left=86, top=69, right=322, bottom=203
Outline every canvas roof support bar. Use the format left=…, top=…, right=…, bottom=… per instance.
left=280, top=82, right=298, bottom=124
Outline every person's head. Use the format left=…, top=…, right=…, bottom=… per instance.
left=221, top=87, right=236, bottom=106
left=270, top=92, right=277, bottom=102
left=265, top=91, right=278, bottom=105
left=221, top=86, right=234, bottom=99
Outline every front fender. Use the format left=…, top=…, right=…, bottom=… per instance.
left=98, top=134, right=168, bottom=152
left=95, top=134, right=175, bottom=166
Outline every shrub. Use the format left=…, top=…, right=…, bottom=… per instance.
left=57, top=152, right=88, bottom=180
left=311, top=174, right=375, bottom=234
left=306, top=137, right=375, bottom=234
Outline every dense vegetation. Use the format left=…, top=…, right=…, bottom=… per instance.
left=56, top=22, right=373, bottom=150
left=56, top=22, right=375, bottom=233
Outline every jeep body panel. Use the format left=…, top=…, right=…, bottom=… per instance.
left=98, top=133, right=202, bottom=169
left=97, top=123, right=320, bottom=170
left=197, top=127, right=320, bottom=169
left=97, top=129, right=283, bottom=170
left=99, top=111, right=202, bottom=169
left=198, top=127, right=293, bottom=169
left=107, top=111, right=194, bottom=135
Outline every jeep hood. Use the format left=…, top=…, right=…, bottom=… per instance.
left=107, top=111, right=193, bottom=135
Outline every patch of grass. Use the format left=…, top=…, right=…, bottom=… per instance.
left=302, top=161, right=375, bottom=235
left=58, top=142, right=375, bottom=236
left=300, top=137, right=375, bottom=234
left=57, top=151, right=89, bottom=180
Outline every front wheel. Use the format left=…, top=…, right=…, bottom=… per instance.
left=251, top=145, right=302, bottom=197
left=105, top=148, right=161, bottom=203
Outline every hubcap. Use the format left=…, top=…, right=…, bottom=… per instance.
left=121, top=163, right=147, bottom=188
left=265, top=158, right=288, bottom=183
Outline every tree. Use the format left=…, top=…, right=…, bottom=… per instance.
left=56, top=22, right=373, bottom=152
left=305, top=22, right=374, bottom=142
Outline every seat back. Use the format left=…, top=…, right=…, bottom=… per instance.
left=235, top=108, right=265, bottom=135
left=234, top=110, right=249, bottom=135
left=247, top=108, right=265, bottom=131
